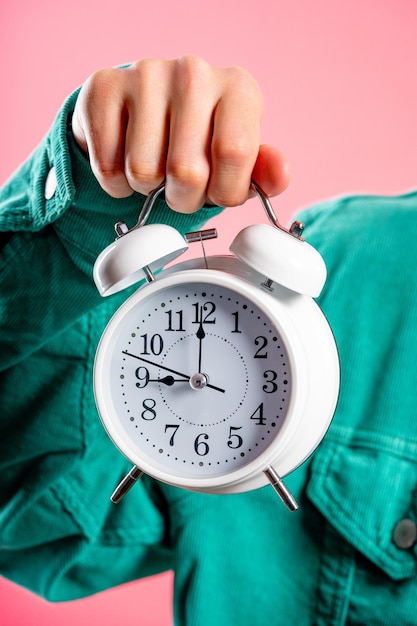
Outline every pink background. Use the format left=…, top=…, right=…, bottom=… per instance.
left=1, top=0, right=416, bottom=624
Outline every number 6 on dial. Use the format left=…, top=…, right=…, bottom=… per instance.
left=93, top=181, right=339, bottom=511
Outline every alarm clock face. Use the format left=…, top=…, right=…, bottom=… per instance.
left=94, top=270, right=297, bottom=484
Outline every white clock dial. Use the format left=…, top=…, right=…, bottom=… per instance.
left=97, top=277, right=293, bottom=479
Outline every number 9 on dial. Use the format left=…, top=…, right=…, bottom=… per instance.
left=93, top=183, right=339, bottom=511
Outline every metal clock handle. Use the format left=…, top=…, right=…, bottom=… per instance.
left=124, top=179, right=304, bottom=239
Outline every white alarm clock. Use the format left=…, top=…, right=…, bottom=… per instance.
left=93, top=181, right=339, bottom=511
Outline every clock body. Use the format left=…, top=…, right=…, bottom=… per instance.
left=94, top=255, right=339, bottom=495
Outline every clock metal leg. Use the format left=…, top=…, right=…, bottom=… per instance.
left=111, top=465, right=144, bottom=504
left=263, top=466, right=299, bottom=512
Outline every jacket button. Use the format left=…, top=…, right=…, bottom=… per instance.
left=393, top=519, right=417, bottom=549
left=44, top=166, right=57, bottom=199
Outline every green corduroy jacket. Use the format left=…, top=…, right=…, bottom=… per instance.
left=1, top=87, right=417, bottom=625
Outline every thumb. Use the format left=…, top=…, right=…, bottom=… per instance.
left=251, top=144, right=290, bottom=198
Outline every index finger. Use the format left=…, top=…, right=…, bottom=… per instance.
left=207, top=67, right=264, bottom=207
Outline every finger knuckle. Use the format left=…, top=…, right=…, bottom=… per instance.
left=93, top=162, right=130, bottom=197
left=228, top=65, right=261, bottom=94
left=212, top=136, right=256, bottom=168
left=130, top=58, right=166, bottom=82
left=85, top=67, right=119, bottom=99
left=125, top=160, right=163, bottom=191
left=174, top=55, right=211, bottom=93
left=225, top=66, right=264, bottom=115
left=95, top=161, right=124, bottom=182
left=209, top=186, right=248, bottom=208
left=167, top=159, right=208, bottom=189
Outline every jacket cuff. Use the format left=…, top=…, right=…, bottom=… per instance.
left=0, top=88, right=79, bottom=232
left=50, top=94, right=223, bottom=278
left=1, top=85, right=223, bottom=279
left=54, top=128, right=223, bottom=277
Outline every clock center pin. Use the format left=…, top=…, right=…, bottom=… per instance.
left=189, top=372, right=209, bottom=390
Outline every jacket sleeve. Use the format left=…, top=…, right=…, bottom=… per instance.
left=0, top=86, right=223, bottom=371
left=0, top=86, right=223, bottom=600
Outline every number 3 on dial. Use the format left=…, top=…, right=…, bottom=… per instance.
left=94, top=264, right=339, bottom=510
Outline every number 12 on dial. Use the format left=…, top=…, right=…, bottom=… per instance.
left=95, top=260, right=339, bottom=513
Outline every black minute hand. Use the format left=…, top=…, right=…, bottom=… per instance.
left=122, top=351, right=225, bottom=393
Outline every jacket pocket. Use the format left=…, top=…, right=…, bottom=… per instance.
left=306, top=437, right=417, bottom=580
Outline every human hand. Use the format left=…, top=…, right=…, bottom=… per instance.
left=72, top=55, right=289, bottom=213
